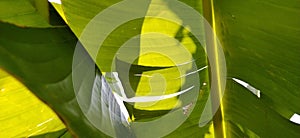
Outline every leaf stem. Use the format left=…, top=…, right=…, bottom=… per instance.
left=202, top=0, right=227, bottom=137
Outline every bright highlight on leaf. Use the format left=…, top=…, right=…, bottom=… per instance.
left=48, top=0, right=61, bottom=5
left=290, top=113, right=300, bottom=125
left=0, top=69, right=65, bottom=137
left=232, top=78, right=261, bottom=98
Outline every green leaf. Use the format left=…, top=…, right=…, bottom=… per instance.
left=2, top=0, right=299, bottom=137
left=8, top=1, right=214, bottom=136
left=29, top=129, right=72, bottom=138
left=0, top=19, right=117, bottom=137
left=0, top=68, right=65, bottom=137
left=212, top=0, right=300, bottom=137
left=0, top=0, right=50, bottom=27
left=60, top=0, right=216, bottom=137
